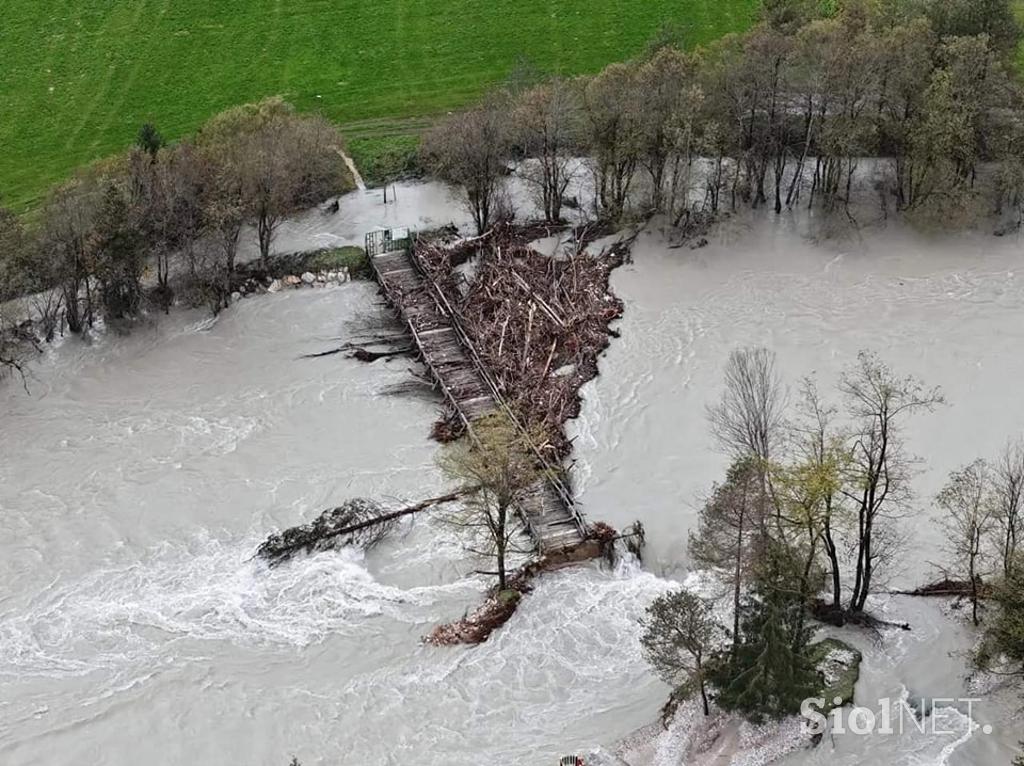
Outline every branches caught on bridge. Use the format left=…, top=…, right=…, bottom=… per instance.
left=417, top=223, right=630, bottom=457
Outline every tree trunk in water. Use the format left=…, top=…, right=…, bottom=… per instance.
left=970, top=539, right=980, bottom=626
left=496, top=504, right=508, bottom=590
left=823, top=517, right=842, bottom=609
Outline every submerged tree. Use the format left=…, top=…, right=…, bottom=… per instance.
left=640, top=589, right=719, bottom=715
left=787, top=377, right=848, bottom=612
left=937, top=459, right=996, bottom=625
left=198, top=98, right=350, bottom=268
left=512, top=79, right=581, bottom=223
left=438, top=413, right=540, bottom=589
left=422, top=100, right=512, bottom=235
left=0, top=207, right=39, bottom=378
left=992, top=438, right=1024, bottom=578
left=582, top=62, right=643, bottom=221
left=143, top=143, right=207, bottom=306
left=38, top=178, right=101, bottom=334
left=90, top=180, right=146, bottom=320
left=839, top=351, right=944, bottom=613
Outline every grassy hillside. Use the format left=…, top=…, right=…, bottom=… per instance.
left=1, top=1, right=758, bottom=208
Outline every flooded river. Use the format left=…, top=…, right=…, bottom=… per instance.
left=1, top=183, right=1021, bottom=765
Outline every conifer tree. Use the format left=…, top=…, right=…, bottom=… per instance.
left=708, top=542, right=819, bottom=721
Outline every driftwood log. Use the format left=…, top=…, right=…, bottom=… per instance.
left=257, top=492, right=462, bottom=566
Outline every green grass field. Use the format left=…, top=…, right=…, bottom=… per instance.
left=1, top=1, right=758, bottom=208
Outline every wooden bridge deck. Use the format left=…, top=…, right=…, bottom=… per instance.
left=368, top=244, right=588, bottom=553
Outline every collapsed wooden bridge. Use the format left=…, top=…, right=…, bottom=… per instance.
left=365, top=228, right=590, bottom=553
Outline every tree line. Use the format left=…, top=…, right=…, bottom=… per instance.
left=642, top=347, right=1024, bottom=723
left=0, top=97, right=352, bottom=377
left=423, top=0, right=1024, bottom=234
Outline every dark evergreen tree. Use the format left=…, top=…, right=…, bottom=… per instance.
left=708, top=541, right=819, bottom=721
left=136, top=122, right=165, bottom=159
left=978, top=554, right=1024, bottom=673
left=640, top=589, right=719, bottom=716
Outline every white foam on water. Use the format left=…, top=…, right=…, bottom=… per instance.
left=317, top=559, right=677, bottom=766
left=0, top=533, right=479, bottom=681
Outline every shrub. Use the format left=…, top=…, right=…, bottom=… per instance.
left=307, top=246, right=371, bottom=278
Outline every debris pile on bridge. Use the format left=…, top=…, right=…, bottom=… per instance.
left=416, top=223, right=630, bottom=456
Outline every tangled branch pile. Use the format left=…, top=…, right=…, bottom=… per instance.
left=418, top=225, right=629, bottom=456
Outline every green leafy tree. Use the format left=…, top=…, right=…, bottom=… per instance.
left=640, top=589, right=720, bottom=716
left=437, top=413, right=541, bottom=589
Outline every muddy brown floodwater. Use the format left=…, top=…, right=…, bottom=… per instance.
left=1, top=181, right=1022, bottom=765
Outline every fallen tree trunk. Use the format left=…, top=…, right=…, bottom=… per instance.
left=257, top=492, right=462, bottom=566
left=893, top=577, right=992, bottom=599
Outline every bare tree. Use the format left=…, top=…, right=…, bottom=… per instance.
left=937, top=459, right=996, bottom=625
left=242, top=118, right=302, bottom=270
left=437, top=414, right=540, bottom=589
left=145, top=143, right=207, bottom=305
left=0, top=208, right=39, bottom=379
left=203, top=143, right=247, bottom=286
left=707, top=347, right=787, bottom=466
left=992, top=437, right=1024, bottom=577
left=39, top=179, right=101, bottom=334
left=582, top=63, right=642, bottom=220
left=785, top=377, right=848, bottom=613
left=422, top=100, right=512, bottom=235
left=640, top=589, right=720, bottom=716
left=839, top=351, right=944, bottom=613
left=512, top=79, right=581, bottom=223
left=89, top=179, right=145, bottom=320
left=198, top=98, right=351, bottom=269
left=2, top=210, right=64, bottom=343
